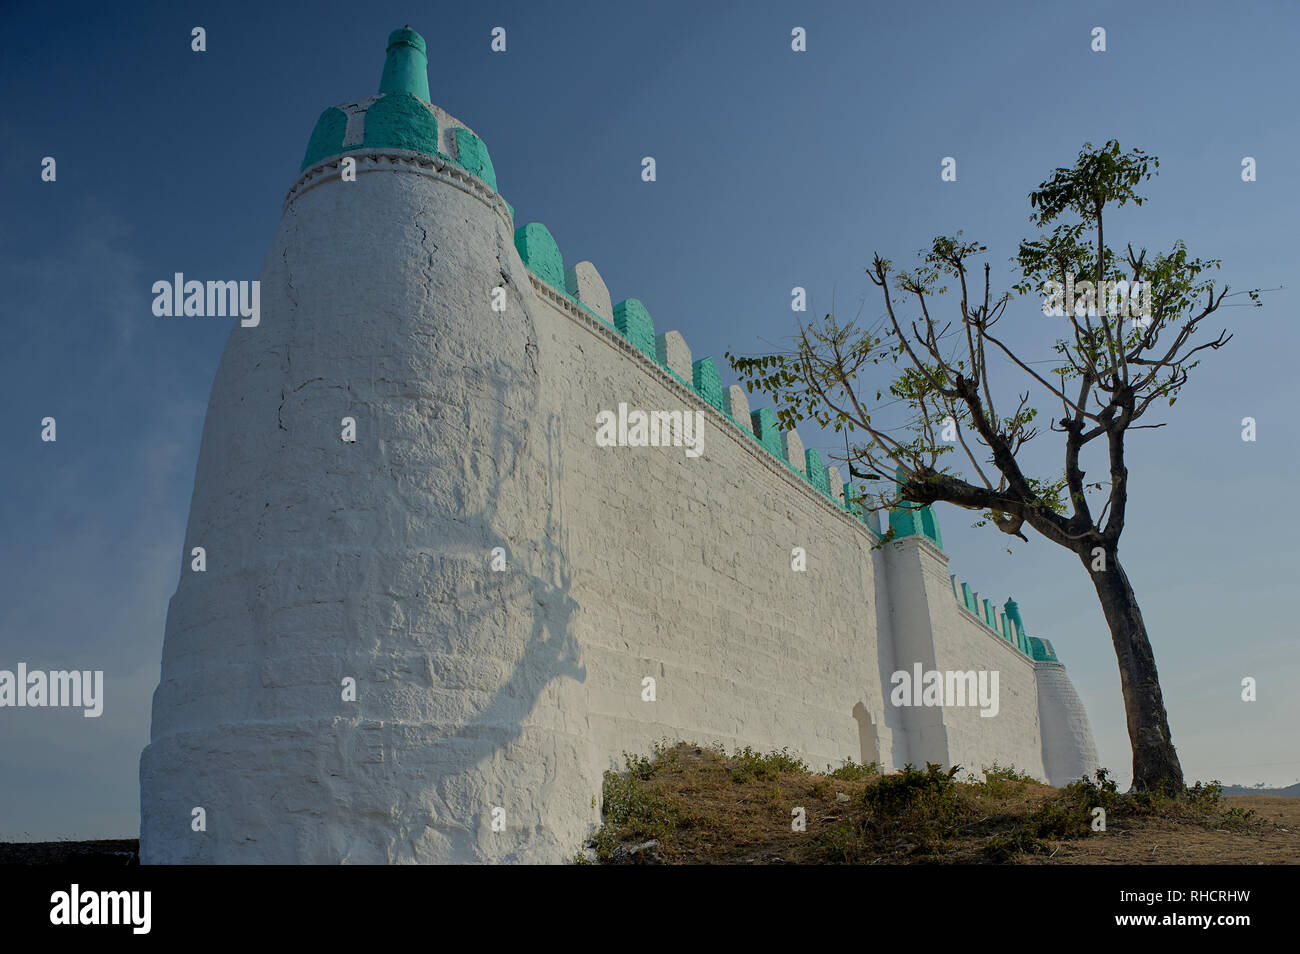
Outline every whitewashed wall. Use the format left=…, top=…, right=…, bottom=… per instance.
left=141, top=143, right=1096, bottom=865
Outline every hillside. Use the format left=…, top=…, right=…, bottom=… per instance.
left=1221, top=782, right=1300, bottom=798
left=579, top=742, right=1300, bottom=864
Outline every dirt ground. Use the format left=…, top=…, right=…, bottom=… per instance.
left=1028, top=796, right=1300, bottom=864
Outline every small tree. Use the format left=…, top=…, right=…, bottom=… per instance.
left=729, top=141, right=1261, bottom=793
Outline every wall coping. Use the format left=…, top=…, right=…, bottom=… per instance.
left=950, top=601, right=1040, bottom=663
left=283, top=147, right=509, bottom=221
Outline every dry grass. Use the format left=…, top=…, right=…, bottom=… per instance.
left=579, top=742, right=1300, bottom=865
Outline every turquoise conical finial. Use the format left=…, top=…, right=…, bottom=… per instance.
left=1004, top=598, right=1025, bottom=632
left=380, top=26, right=430, bottom=102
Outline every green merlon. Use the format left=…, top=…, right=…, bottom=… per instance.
left=750, top=409, right=785, bottom=461
left=889, top=506, right=919, bottom=537
left=514, top=223, right=565, bottom=291
left=919, top=506, right=943, bottom=548
left=887, top=466, right=944, bottom=549
left=452, top=127, right=497, bottom=191
left=805, top=450, right=831, bottom=496
left=1005, top=598, right=1033, bottom=654
left=364, top=92, right=440, bottom=155
left=613, top=299, right=656, bottom=359
left=1028, top=637, right=1059, bottom=662
left=692, top=357, right=724, bottom=411
left=301, top=107, right=348, bottom=172
left=379, top=27, right=430, bottom=102
left=1004, top=598, right=1025, bottom=636
left=890, top=502, right=942, bottom=547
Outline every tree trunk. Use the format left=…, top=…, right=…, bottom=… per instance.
left=1085, top=551, right=1185, bottom=793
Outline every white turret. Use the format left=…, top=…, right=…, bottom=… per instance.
left=140, top=27, right=598, bottom=863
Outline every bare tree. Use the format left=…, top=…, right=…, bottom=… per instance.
left=729, top=141, right=1261, bottom=793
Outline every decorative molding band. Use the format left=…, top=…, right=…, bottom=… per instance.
left=283, top=148, right=507, bottom=220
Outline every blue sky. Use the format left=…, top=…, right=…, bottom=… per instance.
left=1, top=0, right=1296, bottom=839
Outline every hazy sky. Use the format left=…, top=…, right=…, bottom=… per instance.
left=1, top=0, right=1296, bottom=839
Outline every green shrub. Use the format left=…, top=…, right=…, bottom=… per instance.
left=1172, top=780, right=1258, bottom=829
left=978, top=762, right=1036, bottom=798
left=862, top=762, right=961, bottom=817
left=623, top=751, right=656, bottom=781
left=601, top=770, right=677, bottom=828
left=1186, top=779, right=1223, bottom=812
left=825, top=758, right=878, bottom=781
left=981, top=829, right=1048, bottom=862
left=817, top=823, right=860, bottom=861
left=725, top=745, right=809, bottom=783
left=1024, top=799, right=1090, bottom=839
left=858, top=762, right=971, bottom=851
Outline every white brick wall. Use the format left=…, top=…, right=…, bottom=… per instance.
left=140, top=144, right=1097, bottom=865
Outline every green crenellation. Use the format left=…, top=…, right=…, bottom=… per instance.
left=805, top=450, right=831, bottom=496
left=452, top=127, right=497, bottom=191
left=301, top=106, right=348, bottom=172
left=692, top=357, right=724, bottom=411
left=514, top=223, right=565, bottom=291
left=749, top=408, right=785, bottom=461
left=1027, top=637, right=1059, bottom=662
left=363, top=92, right=440, bottom=155
left=613, top=299, right=656, bottom=360
left=947, top=578, right=1034, bottom=657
